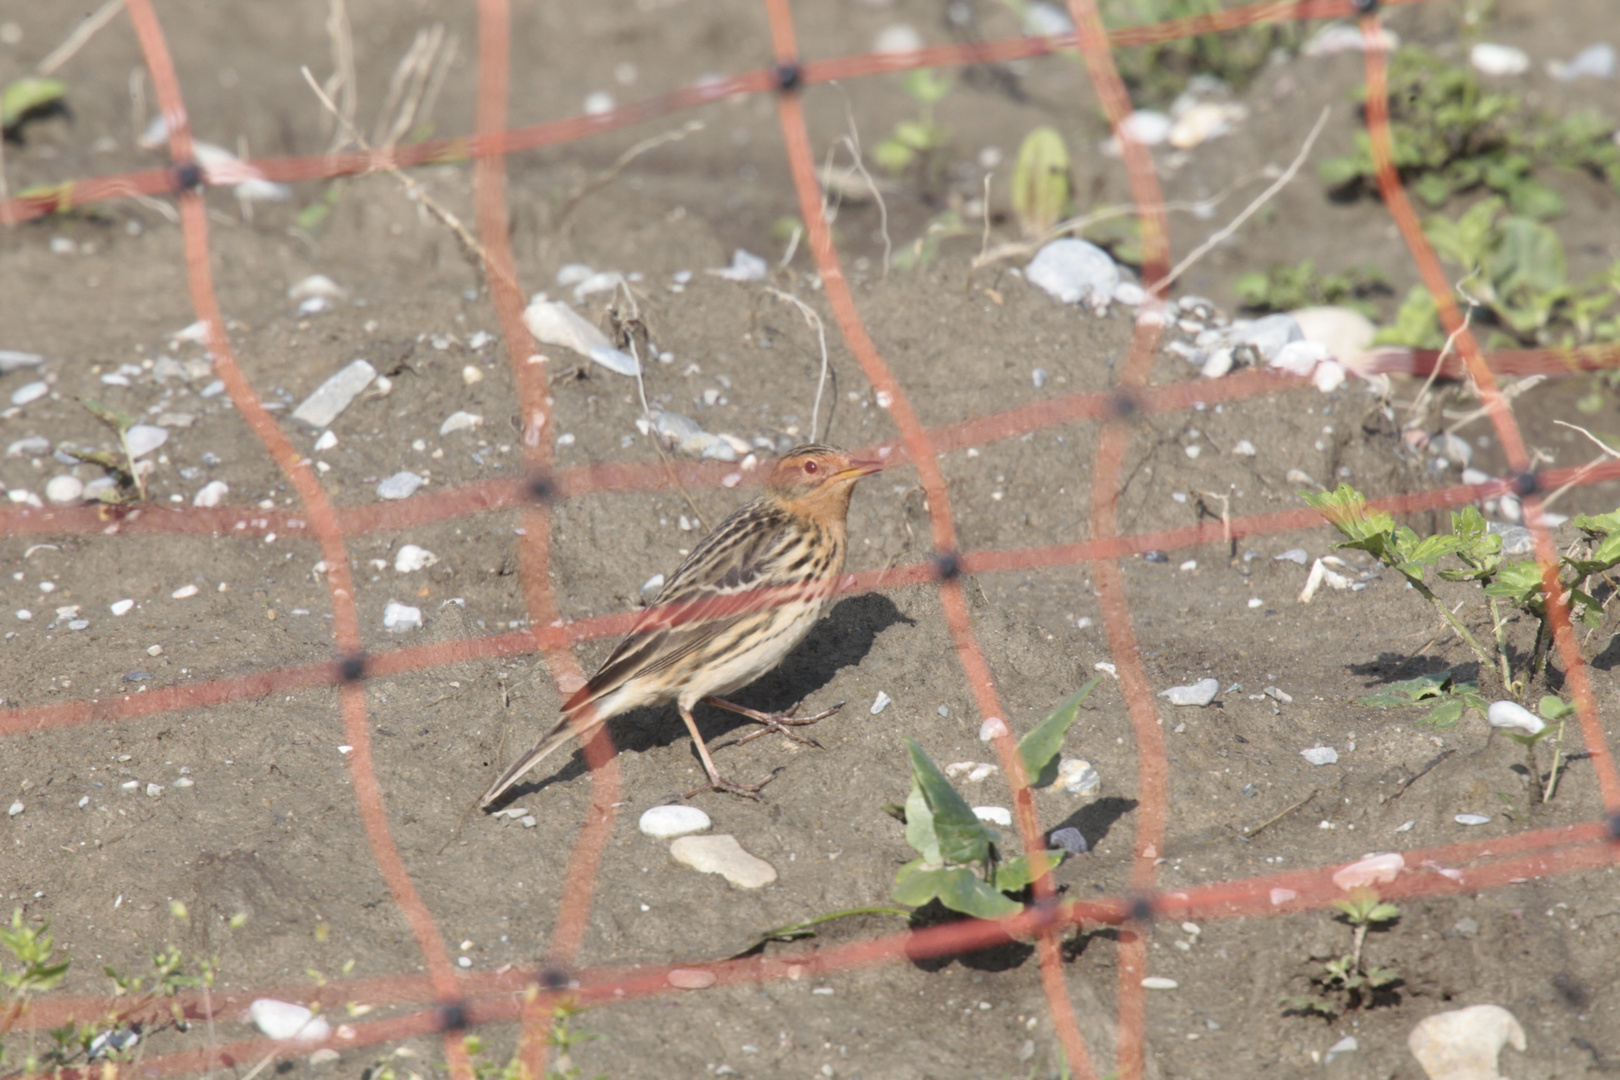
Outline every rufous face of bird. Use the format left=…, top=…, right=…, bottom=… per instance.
left=766, top=444, right=882, bottom=518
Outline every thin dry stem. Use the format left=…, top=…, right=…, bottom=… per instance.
left=321, top=0, right=358, bottom=153
left=764, top=286, right=833, bottom=442
left=555, top=121, right=705, bottom=227
left=36, top=0, right=125, bottom=76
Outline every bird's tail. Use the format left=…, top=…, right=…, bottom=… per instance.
left=479, top=699, right=601, bottom=808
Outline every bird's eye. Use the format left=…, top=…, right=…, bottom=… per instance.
left=803, top=460, right=818, bottom=474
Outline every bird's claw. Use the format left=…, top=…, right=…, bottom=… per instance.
left=684, top=767, right=782, bottom=801
left=718, top=700, right=844, bottom=750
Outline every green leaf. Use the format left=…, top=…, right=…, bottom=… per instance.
left=1539, top=695, right=1576, bottom=720
left=1010, top=127, right=1071, bottom=239
left=902, top=68, right=952, bottom=107
left=873, top=138, right=916, bottom=175
left=1302, top=484, right=1396, bottom=556
left=1418, top=698, right=1465, bottom=728
left=991, top=849, right=1064, bottom=893
left=892, top=860, right=946, bottom=906
left=1506, top=178, right=1565, bottom=220
left=1357, top=692, right=1418, bottom=708
left=936, top=867, right=1023, bottom=919
left=903, top=774, right=942, bottom=866
left=1, top=76, right=67, bottom=130
left=906, top=738, right=993, bottom=866
left=1492, top=216, right=1566, bottom=297
left=1483, top=561, right=1546, bottom=604
left=1017, top=678, right=1100, bottom=788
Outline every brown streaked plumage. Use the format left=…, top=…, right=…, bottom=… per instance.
left=480, top=444, right=880, bottom=808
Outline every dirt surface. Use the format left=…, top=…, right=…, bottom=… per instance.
left=4, top=1, right=1620, bottom=1078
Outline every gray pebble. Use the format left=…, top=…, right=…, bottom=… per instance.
left=1274, top=548, right=1308, bottom=565
left=377, top=472, right=425, bottom=500
left=1026, top=239, right=1119, bottom=310
left=291, top=359, right=377, bottom=429
left=1159, top=678, right=1219, bottom=706
left=1048, top=827, right=1088, bottom=855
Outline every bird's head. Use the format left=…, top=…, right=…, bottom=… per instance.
left=767, top=444, right=881, bottom=517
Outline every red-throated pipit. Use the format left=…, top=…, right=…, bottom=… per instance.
left=480, top=444, right=880, bottom=807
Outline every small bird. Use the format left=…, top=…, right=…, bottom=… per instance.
left=480, top=444, right=880, bottom=808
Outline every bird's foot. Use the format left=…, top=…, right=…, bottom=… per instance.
left=684, top=766, right=782, bottom=801
left=709, top=698, right=844, bottom=750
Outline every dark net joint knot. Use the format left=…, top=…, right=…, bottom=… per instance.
left=170, top=161, right=204, bottom=192
left=1128, top=896, right=1156, bottom=924
left=1109, top=391, right=1140, bottom=420
left=338, top=653, right=368, bottom=683
left=932, top=551, right=961, bottom=582
left=527, top=475, right=556, bottom=503
left=437, top=1001, right=470, bottom=1033
left=540, top=966, right=571, bottom=991
left=772, top=62, right=803, bottom=93
left=1511, top=471, right=1541, bottom=498
left=1606, top=812, right=1620, bottom=842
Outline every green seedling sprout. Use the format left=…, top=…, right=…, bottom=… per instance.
left=1011, top=127, right=1071, bottom=239
left=1356, top=669, right=1487, bottom=729
left=69, top=397, right=148, bottom=502
left=874, top=69, right=952, bottom=176
left=1281, top=889, right=1400, bottom=1019
left=892, top=679, right=1099, bottom=920
left=1, top=76, right=67, bottom=136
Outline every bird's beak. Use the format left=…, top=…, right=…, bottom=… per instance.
left=835, top=459, right=883, bottom=481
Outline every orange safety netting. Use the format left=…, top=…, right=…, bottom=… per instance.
left=3, top=1, right=1618, bottom=1077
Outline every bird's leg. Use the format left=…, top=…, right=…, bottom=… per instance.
left=704, top=697, right=843, bottom=749
left=677, top=703, right=779, bottom=799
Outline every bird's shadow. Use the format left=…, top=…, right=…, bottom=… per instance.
left=488, top=593, right=914, bottom=804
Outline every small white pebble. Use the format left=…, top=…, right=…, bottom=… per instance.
left=1178, top=560, right=1196, bottom=571
left=172, top=584, right=200, bottom=599
left=145, top=783, right=164, bottom=797
left=173, top=777, right=194, bottom=788
left=78, top=795, right=90, bottom=808
left=979, top=717, right=1009, bottom=741
left=972, top=806, right=1012, bottom=827
left=147, top=644, right=163, bottom=656
left=870, top=691, right=893, bottom=715
left=1455, top=813, right=1491, bottom=826
left=110, top=599, right=135, bottom=616
left=638, top=805, right=711, bottom=839
left=1141, top=977, right=1178, bottom=990
left=457, top=956, right=472, bottom=968
left=1247, top=597, right=1263, bottom=608
left=7, top=801, right=22, bottom=817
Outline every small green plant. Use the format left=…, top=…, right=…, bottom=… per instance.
left=892, top=680, right=1099, bottom=920
left=1356, top=669, right=1487, bottom=728
left=1308, top=488, right=1620, bottom=697
left=1234, top=259, right=1391, bottom=317
left=66, top=397, right=150, bottom=502
left=1010, top=127, right=1071, bottom=238
left=1320, top=47, right=1620, bottom=216
left=0, top=908, right=73, bottom=1070
left=1094, top=0, right=1301, bottom=107
left=464, top=1000, right=600, bottom=1080
left=1, top=76, right=67, bottom=138
left=873, top=69, right=953, bottom=178
left=1281, top=890, right=1401, bottom=1019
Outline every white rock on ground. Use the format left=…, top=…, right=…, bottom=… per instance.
left=1470, top=42, right=1530, bottom=76
left=249, top=999, right=332, bottom=1043
left=669, top=833, right=777, bottom=888
left=124, top=425, right=168, bottom=458
left=711, top=249, right=768, bottom=282
left=439, top=411, right=482, bottom=436
left=1057, top=758, right=1100, bottom=796
left=394, top=545, right=438, bottom=573
left=1158, top=678, right=1219, bottom=706
left=972, top=806, right=1012, bottom=826
left=1486, top=700, right=1544, bottom=735
left=291, top=359, right=377, bottom=429
left=1407, top=1004, right=1525, bottom=1080
left=639, top=805, right=711, bottom=839
left=1549, top=42, right=1616, bottom=81
left=193, top=480, right=229, bottom=507
left=382, top=602, right=423, bottom=632
left=1301, top=746, right=1339, bottom=766
left=1332, top=852, right=1404, bottom=891
left=0, top=350, right=45, bottom=374
left=521, top=299, right=639, bottom=375
left=10, top=381, right=48, bottom=406
left=377, top=472, right=424, bottom=500
left=287, top=274, right=344, bottom=301
left=1025, top=239, right=1119, bottom=311
left=44, top=475, right=83, bottom=504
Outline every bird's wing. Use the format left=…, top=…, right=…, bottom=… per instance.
left=570, top=499, right=796, bottom=708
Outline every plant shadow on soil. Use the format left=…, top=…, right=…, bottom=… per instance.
left=485, top=593, right=912, bottom=802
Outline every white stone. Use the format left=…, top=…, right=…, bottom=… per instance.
left=171, top=584, right=199, bottom=599
left=1269, top=339, right=1330, bottom=377
left=1119, top=110, right=1172, bottom=146
left=522, top=299, right=639, bottom=376
left=7, top=435, right=50, bottom=457
left=10, top=381, right=48, bottom=406
left=1549, top=43, right=1616, bottom=82
left=1227, top=313, right=1302, bottom=361
left=1232, top=439, right=1256, bottom=456
left=7, top=802, right=21, bottom=817
left=1486, top=700, right=1544, bottom=736
left=572, top=270, right=625, bottom=302
left=439, top=411, right=483, bottom=436
left=1158, top=677, right=1218, bottom=706
left=1301, top=746, right=1339, bottom=766
left=1470, top=42, right=1530, bottom=77
left=1275, top=548, right=1308, bottom=565
left=145, top=783, right=163, bottom=797
left=556, top=264, right=594, bottom=286
left=1168, top=101, right=1242, bottom=148
left=670, top=833, right=777, bottom=889
left=979, top=717, right=1009, bottom=741
left=1292, top=306, right=1375, bottom=367
left=1057, top=758, right=1099, bottom=796
left=313, top=430, right=338, bottom=451
left=376, top=472, right=424, bottom=500
left=193, top=480, right=229, bottom=508
left=972, top=806, right=1012, bottom=826
left=394, top=545, right=438, bottom=573
left=1454, top=813, right=1491, bottom=826
left=121, top=425, right=167, bottom=458
left=873, top=23, right=923, bottom=53
left=1408, top=1004, right=1524, bottom=1080
left=1026, top=239, right=1119, bottom=311
left=1200, top=348, right=1234, bottom=379
left=641, top=573, right=665, bottom=595
left=1332, top=852, right=1404, bottom=891
left=382, top=602, right=423, bottom=632
left=249, top=999, right=332, bottom=1043
left=44, top=475, right=83, bottom=504
left=0, top=350, right=45, bottom=374
left=287, top=274, right=344, bottom=301
left=712, top=249, right=768, bottom=282
left=1311, top=360, right=1347, bottom=393
left=583, top=91, right=614, bottom=116
left=1324, top=1036, right=1358, bottom=1066
left=638, top=805, right=711, bottom=839
left=110, top=599, right=135, bottom=616
left=870, top=691, right=892, bottom=715
left=1140, top=977, right=1178, bottom=990
left=1303, top=21, right=1399, bottom=56
left=291, top=359, right=377, bottom=429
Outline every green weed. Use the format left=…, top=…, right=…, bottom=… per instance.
left=1280, top=890, right=1401, bottom=1019
left=1234, top=259, right=1391, bottom=317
